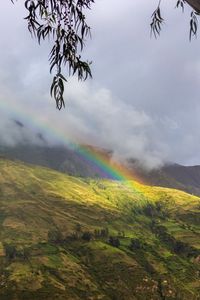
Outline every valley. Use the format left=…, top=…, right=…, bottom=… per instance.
left=0, top=159, right=199, bottom=299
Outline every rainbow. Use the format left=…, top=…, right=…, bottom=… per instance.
left=0, top=100, right=144, bottom=185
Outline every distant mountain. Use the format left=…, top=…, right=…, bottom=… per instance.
left=0, top=158, right=200, bottom=299
left=1, top=143, right=200, bottom=196
left=129, top=162, right=200, bottom=197
left=0, top=143, right=115, bottom=178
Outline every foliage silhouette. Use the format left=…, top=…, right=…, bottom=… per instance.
left=151, top=0, right=200, bottom=39
left=12, top=0, right=93, bottom=109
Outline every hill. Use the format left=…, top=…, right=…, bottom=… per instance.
left=1, top=143, right=200, bottom=196
left=0, top=159, right=200, bottom=299
left=0, top=144, right=111, bottom=178
left=128, top=161, right=200, bottom=196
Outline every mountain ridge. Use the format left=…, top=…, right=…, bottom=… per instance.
left=1, top=143, right=200, bottom=196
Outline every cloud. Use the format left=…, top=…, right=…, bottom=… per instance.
left=0, top=1, right=200, bottom=168
left=63, top=79, right=167, bottom=169
left=0, top=73, right=167, bottom=169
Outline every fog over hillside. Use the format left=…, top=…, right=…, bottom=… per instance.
left=1, top=122, right=200, bottom=198
left=0, top=87, right=169, bottom=170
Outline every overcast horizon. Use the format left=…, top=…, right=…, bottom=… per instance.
left=0, top=1, right=200, bottom=169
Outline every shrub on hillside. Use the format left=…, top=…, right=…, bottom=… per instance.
left=108, top=236, right=120, bottom=248
left=4, top=244, right=17, bottom=260
left=94, top=228, right=109, bottom=238
left=129, top=238, right=144, bottom=250
left=82, top=231, right=93, bottom=242
left=48, top=230, right=64, bottom=244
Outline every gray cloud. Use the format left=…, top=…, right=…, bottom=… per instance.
left=0, top=1, right=200, bottom=168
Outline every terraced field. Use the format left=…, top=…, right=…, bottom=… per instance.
left=0, top=159, right=200, bottom=299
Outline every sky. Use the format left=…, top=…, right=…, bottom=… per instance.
left=0, top=0, right=200, bottom=169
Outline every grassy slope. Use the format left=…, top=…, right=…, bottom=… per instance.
left=0, top=159, right=200, bottom=299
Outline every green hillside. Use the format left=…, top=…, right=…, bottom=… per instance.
left=0, top=159, right=200, bottom=299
